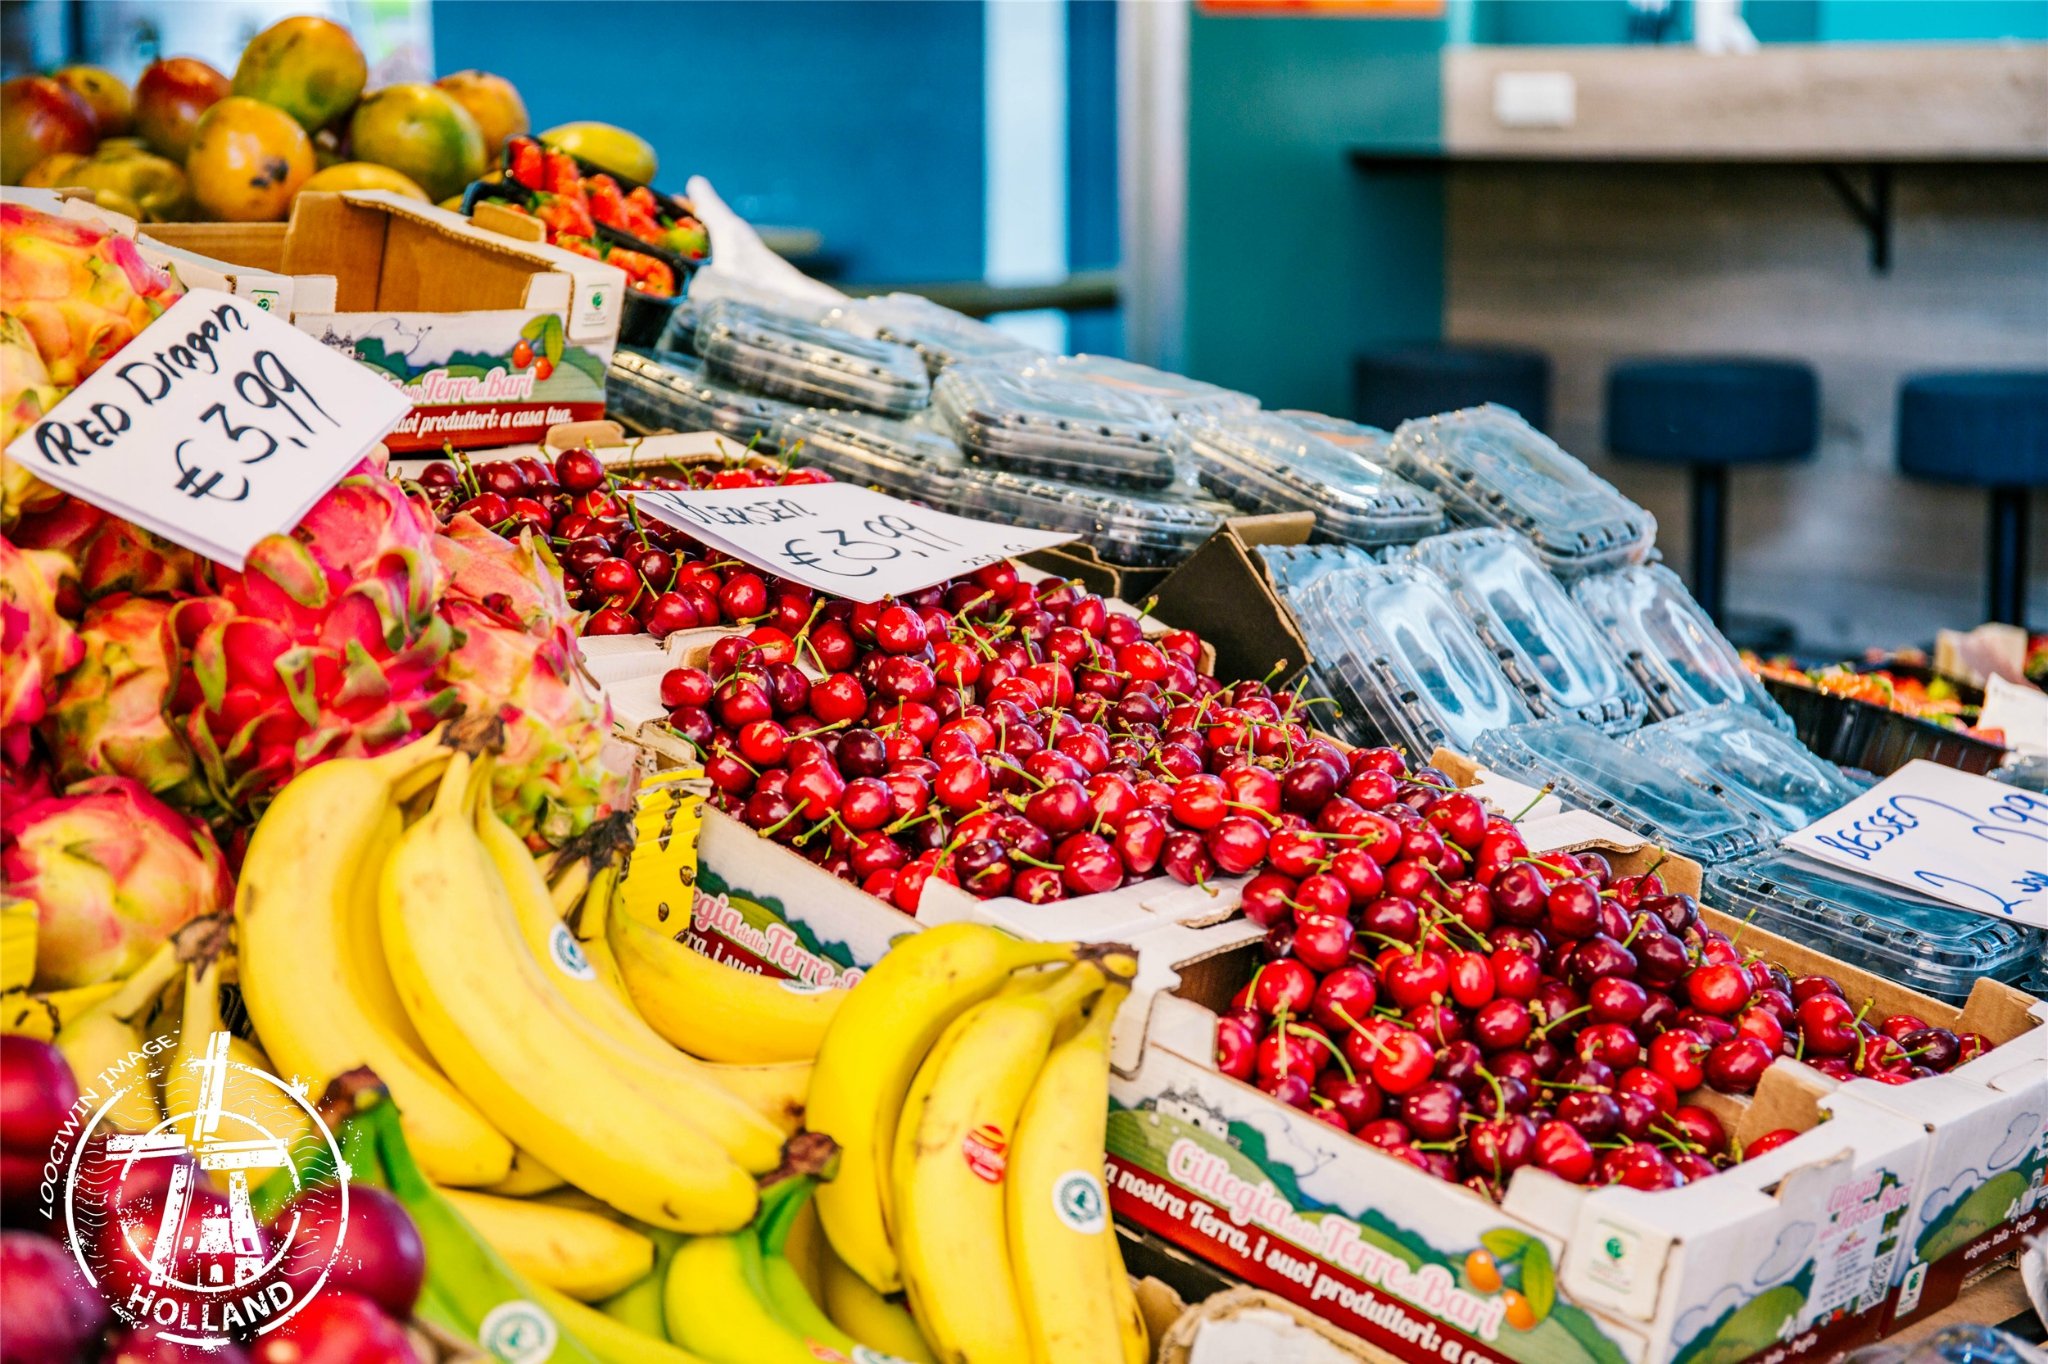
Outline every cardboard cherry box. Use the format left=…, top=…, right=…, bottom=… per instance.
left=1098, top=806, right=1971, bottom=1364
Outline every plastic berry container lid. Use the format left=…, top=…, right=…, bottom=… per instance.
left=1406, top=529, right=1648, bottom=735
left=607, top=349, right=806, bottom=445
left=1470, top=718, right=1775, bottom=865
left=843, top=293, right=1044, bottom=376
left=943, top=466, right=1227, bottom=567
left=772, top=410, right=962, bottom=502
left=1705, top=851, right=2040, bottom=1003
left=1290, top=563, right=1533, bottom=755
left=1255, top=543, right=1381, bottom=593
left=1178, top=411, right=1446, bottom=549
left=696, top=297, right=931, bottom=416
left=1624, top=704, right=1868, bottom=835
left=933, top=365, right=1182, bottom=491
left=997, top=353, right=1260, bottom=417
left=1571, top=562, right=1794, bottom=732
left=1384, top=405, right=1656, bottom=576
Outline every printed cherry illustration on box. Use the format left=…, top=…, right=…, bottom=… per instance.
left=1467, top=1229, right=1555, bottom=1331
left=511, top=338, right=533, bottom=369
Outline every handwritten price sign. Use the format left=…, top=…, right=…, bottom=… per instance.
left=1783, top=760, right=2048, bottom=928
left=4, top=288, right=408, bottom=569
left=632, top=482, right=1077, bottom=603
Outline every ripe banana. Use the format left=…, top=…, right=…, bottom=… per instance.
left=477, top=802, right=787, bottom=1170
left=2, top=981, right=121, bottom=1042
left=1109, top=1234, right=1148, bottom=1364
left=1007, top=982, right=1131, bottom=1364
left=235, top=729, right=516, bottom=1187
left=379, top=750, right=758, bottom=1232
left=1, top=898, right=35, bottom=991
left=821, top=1241, right=938, bottom=1364
left=355, top=1082, right=601, bottom=1364
left=607, top=908, right=844, bottom=1064
left=162, top=949, right=306, bottom=1160
left=595, top=1225, right=683, bottom=1338
left=809, top=922, right=1081, bottom=1295
left=894, top=960, right=1113, bottom=1364
left=56, top=928, right=195, bottom=1133
left=442, top=1187, right=654, bottom=1302
left=532, top=1276, right=711, bottom=1364
left=484, top=1148, right=568, bottom=1197
left=779, top=1196, right=825, bottom=1307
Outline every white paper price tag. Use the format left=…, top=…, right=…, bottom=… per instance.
left=632, top=482, right=1077, bottom=603
left=1782, top=760, right=2048, bottom=928
left=3, top=288, right=409, bottom=570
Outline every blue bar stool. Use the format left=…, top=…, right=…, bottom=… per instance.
left=1353, top=342, right=1551, bottom=433
left=1897, top=372, right=2048, bottom=627
left=1605, top=357, right=1819, bottom=628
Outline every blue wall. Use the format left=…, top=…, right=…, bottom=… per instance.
left=1183, top=12, right=1446, bottom=415
left=1460, top=0, right=2044, bottom=45
left=431, top=0, right=987, bottom=283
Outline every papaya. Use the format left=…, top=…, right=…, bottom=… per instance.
left=186, top=97, right=314, bottom=221
left=349, top=83, right=486, bottom=203
left=232, top=15, right=367, bottom=132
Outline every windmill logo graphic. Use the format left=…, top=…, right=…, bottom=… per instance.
left=60, top=1029, right=349, bottom=1346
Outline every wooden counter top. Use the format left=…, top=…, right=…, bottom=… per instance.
left=1436, top=42, right=2048, bottom=160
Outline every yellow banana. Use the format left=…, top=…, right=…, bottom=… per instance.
left=162, top=950, right=306, bottom=1161
left=809, top=923, right=1081, bottom=1295
left=894, top=961, right=1111, bottom=1364
left=479, top=802, right=788, bottom=1170
left=1109, top=1235, right=1148, bottom=1364
left=780, top=1197, right=825, bottom=1308
left=820, top=1241, right=938, bottom=1364
left=607, top=909, right=844, bottom=1064
left=379, top=750, right=758, bottom=1232
left=56, top=930, right=192, bottom=1133
left=1007, top=982, right=1131, bottom=1364
left=2, top=981, right=121, bottom=1041
left=441, top=1187, right=654, bottom=1302
left=236, top=730, right=515, bottom=1187
left=1, top=898, right=35, bottom=991
left=595, top=1226, right=683, bottom=1338
left=663, top=1230, right=822, bottom=1364
left=484, top=1147, right=568, bottom=1197
left=533, top=1277, right=712, bottom=1364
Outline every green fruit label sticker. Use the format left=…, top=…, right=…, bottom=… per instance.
left=479, top=1300, right=558, bottom=1364
left=1054, top=1170, right=1108, bottom=1234
left=548, top=923, right=596, bottom=982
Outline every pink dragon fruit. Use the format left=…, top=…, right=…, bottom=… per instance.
left=0, top=535, right=84, bottom=768
left=434, top=512, right=578, bottom=645
left=0, top=203, right=183, bottom=388
left=1, top=312, right=68, bottom=526
left=166, top=465, right=459, bottom=819
left=1, top=776, right=231, bottom=989
left=10, top=494, right=197, bottom=599
left=436, top=596, right=627, bottom=846
left=42, top=593, right=200, bottom=801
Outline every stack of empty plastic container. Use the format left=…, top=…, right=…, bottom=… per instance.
left=1290, top=563, right=1534, bottom=754
left=934, top=363, right=1182, bottom=491
left=948, top=469, right=1227, bottom=568
left=1470, top=717, right=2040, bottom=1001
left=841, top=293, right=1043, bottom=375
left=607, top=349, right=808, bottom=445
left=1385, top=404, right=1656, bottom=577
left=1178, top=410, right=1446, bottom=548
left=696, top=297, right=931, bottom=416
left=772, top=409, right=964, bottom=503
left=1004, top=353, right=1260, bottom=417
left=1574, top=561, right=1794, bottom=732
left=1407, top=529, right=1648, bottom=735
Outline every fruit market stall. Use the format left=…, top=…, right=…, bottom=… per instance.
left=4, top=15, right=2047, bottom=1364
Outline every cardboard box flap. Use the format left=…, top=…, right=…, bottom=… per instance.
left=1151, top=517, right=1313, bottom=687
left=283, top=191, right=569, bottom=314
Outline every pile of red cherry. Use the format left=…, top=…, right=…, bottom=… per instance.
left=414, top=449, right=831, bottom=637
left=1215, top=798, right=1991, bottom=1199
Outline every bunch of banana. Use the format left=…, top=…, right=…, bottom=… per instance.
left=804, top=923, right=1148, bottom=1364
left=54, top=914, right=226, bottom=1133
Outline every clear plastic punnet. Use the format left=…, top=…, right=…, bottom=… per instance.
left=1290, top=564, right=1533, bottom=754
left=1572, top=562, right=1794, bottom=730
left=1383, top=405, right=1656, bottom=575
left=942, top=466, right=1227, bottom=568
left=932, top=364, right=1181, bottom=491
left=1406, top=529, right=1648, bottom=734
left=1256, top=543, right=1380, bottom=594
left=998, top=353, right=1259, bottom=416
left=1625, top=704, right=1866, bottom=834
left=773, top=410, right=962, bottom=503
left=1177, top=411, right=1446, bottom=548
left=1706, top=853, right=2041, bottom=1003
left=606, top=349, right=806, bottom=444
left=695, top=297, right=931, bottom=416
left=1470, top=718, right=1775, bottom=864
left=842, top=293, right=1043, bottom=375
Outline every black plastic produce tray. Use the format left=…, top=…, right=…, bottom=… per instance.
left=1762, top=676, right=2007, bottom=777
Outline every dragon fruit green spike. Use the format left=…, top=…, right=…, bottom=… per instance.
left=1, top=312, right=68, bottom=526
left=167, top=465, right=460, bottom=820
left=43, top=593, right=201, bottom=802
left=0, top=202, right=182, bottom=388
left=437, top=598, right=628, bottom=847
left=10, top=493, right=198, bottom=599
left=0, top=535, right=84, bottom=768
left=1, top=775, right=232, bottom=990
